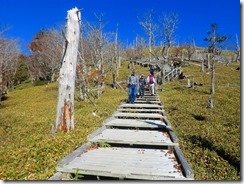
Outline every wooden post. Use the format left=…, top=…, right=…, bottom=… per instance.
left=207, top=96, right=213, bottom=108
left=191, top=78, right=195, bottom=89
left=201, top=59, right=204, bottom=72
left=55, top=8, right=81, bottom=132
left=187, top=79, right=191, bottom=88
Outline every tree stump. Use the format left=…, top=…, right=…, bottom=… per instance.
left=187, top=79, right=191, bottom=88
left=207, top=96, right=213, bottom=108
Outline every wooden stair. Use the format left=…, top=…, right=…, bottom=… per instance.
left=50, top=91, right=194, bottom=180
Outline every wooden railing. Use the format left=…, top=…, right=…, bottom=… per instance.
left=163, top=67, right=182, bottom=82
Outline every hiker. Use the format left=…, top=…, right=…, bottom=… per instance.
left=127, top=69, right=139, bottom=104
left=146, top=72, right=157, bottom=95
left=138, top=74, right=146, bottom=98
left=149, top=66, right=154, bottom=75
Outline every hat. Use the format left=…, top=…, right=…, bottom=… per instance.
left=132, top=69, right=136, bottom=73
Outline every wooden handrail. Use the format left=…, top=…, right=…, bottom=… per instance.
left=163, top=67, right=181, bottom=81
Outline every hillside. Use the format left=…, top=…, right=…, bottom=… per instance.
left=0, top=61, right=240, bottom=180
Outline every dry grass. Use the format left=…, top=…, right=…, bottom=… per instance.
left=0, top=61, right=240, bottom=180
left=159, top=61, right=240, bottom=180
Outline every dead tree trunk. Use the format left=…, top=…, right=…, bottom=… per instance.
left=210, top=59, right=215, bottom=95
left=55, top=8, right=81, bottom=133
left=207, top=54, right=211, bottom=70
left=0, top=69, right=2, bottom=102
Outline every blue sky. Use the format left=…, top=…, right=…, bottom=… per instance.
left=0, top=0, right=241, bottom=54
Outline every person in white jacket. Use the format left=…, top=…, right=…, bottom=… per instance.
left=146, top=72, right=157, bottom=95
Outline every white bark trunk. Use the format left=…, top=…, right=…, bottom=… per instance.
left=0, top=71, right=2, bottom=102
left=149, top=24, right=152, bottom=62
left=210, top=59, right=215, bottom=95
left=207, top=54, right=211, bottom=70
left=55, top=8, right=81, bottom=132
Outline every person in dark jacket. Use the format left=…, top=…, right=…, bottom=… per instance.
left=127, top=69, right=139, bottom=103
left=138, top=74, right=146, bottom=98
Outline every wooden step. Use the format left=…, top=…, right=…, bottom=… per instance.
left=134, top=100, right=161, bottom=104
left=50, top=84, right=194, bottom=181
left=88, top=126, right=178, bottom=147
left=117, top=108, right=165, bottom=115
left=104, top=117, right=169, bottom=128
left=136, top=97, right=160, bottom=101
left=55, top=144, right=194, bottom=180
left=113, top=112, right=165, bottom=119
left=119, top=103, right=163, bottom=109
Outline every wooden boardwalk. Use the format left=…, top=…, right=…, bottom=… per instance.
left=50, top=91, right=194, bottom=180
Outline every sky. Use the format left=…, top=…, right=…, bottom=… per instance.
left=0, top=0, right=241, bottom=55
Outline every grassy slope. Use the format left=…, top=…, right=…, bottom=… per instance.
left=159, top=62, right=240, bottom=180
left=0, top=61, right=240, bottom=180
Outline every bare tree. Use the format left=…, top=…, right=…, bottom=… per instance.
left=204, top=23, right=228, bottom=95
left=234, top=34, right=240, bottom=62
left=134, top=36, right=147, bottom=59
left=55, top=8, right=81, bottom=133
left=85, top=14, right=108, bottom=97
left=0, top=37, right=20, bottom=101
left=111, top=24, right=119, bottom=88
left=160, top=12, right=179, bottom=61
left=138, top=9, right=158, bottom=61
left=182, top=41, right=196, bottom=61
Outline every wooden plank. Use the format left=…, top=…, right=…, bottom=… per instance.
left=163, top=118, right=172, bottom=127
left=117, top=108, right=165, bottom=114
left=48, top=172, right=63, bottom=180
left=75, top=148, right=173, bottom=159
left=113, top=112, right=165, bottom=119
left=141, top=97, right=159, bottom=100
left=58, top=142, right=91, bottom=167
left=104, top=118, right=169, bottom=129
left=168, top=128, right=178, bottom=143
left=88, top=129, right=178, bottom=146
left=56, top=166, right=189, bottom=180
left=134, top=100, right=161, bottom=104
left=119, top=103, right=164, bottom=109
left=49, top=172, right=72, bottom=180
left=134, top=100, right=161, bottom=103
left=56, top=147, right=191, bottom=180
left=86, top=126, right=106, bottom=140
left=136, top=96, right=160, bottom=99
left=174, top=146, right=194, bottom=179
left=139, top=98, right=160, bottom=101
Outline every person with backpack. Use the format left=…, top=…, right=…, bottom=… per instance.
left=146, top=72, right=157, bottom=95
left=127, top=69, right=139, bottom=103
left=138, top=74, right=146, bottom=98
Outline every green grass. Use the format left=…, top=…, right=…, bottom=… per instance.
left=0, top=61, right=240, bottom=180
left=0, top=65, right=129, bottom=180
left=159, top=62, right=240, bottom=180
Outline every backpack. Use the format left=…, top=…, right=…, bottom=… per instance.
left=149, top=74, right=154, bottom=84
